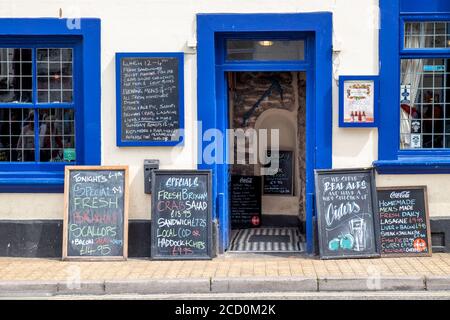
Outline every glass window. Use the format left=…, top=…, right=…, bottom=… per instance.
left=37, top=48, right=73, bottom=103
left=226, top=40, right=305, bottom=61
left=0, top=48, right=32, bottom=103
left=404, top=21, right=450, bottom=49
left=0, top=47, right=75, bottom=162
left=400, top=58, right=450, bottom=149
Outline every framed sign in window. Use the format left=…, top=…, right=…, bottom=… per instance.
left=339, top=76, right=379, bottom=128
left=115, top=52, right=184, bottom=146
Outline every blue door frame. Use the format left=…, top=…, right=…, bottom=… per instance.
left=197, top=13, right=333, bottom=254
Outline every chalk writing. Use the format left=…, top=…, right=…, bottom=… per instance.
left=315, top=169, right=379, bottom=259
left=377, top=187, right=431, bottom=255
left=119, top=57, right=181, bottom=143
left=151, top=171, right=212, bottom=259
left=66, top=169, right=126, bottom=257
left=263, top=150, right=293, bottom=195
left=231, top=175, right=262, bottom=228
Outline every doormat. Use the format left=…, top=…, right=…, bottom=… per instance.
left=228, top=227, right=306, bottom=252
left=249, top=235, right=290, bottom=243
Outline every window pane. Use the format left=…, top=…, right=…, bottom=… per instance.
left=37, top=48, right=73, bottom=103
left=226, top=40, right=305, bottom=61
left=38, top=108, right=75, bottom=162
left=0, top=108, right=35, bottom=161
left=400, top=58, right=450, bottom=149
left=404, top=21, right=450, bottom=49
left=0, top=48, right=32, bottom=103
left=0, top=46, right=76, bottom=163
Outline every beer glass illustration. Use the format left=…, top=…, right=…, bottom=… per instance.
left=349, top=218, right=366, bottom=251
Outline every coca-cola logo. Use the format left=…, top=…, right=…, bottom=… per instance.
left=240, top=177, right=252, bottom=184
left=390, top=191, right=410, bottom=199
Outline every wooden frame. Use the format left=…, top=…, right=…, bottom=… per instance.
left=377, top=185, right=432, bottom=257
left=63, top=165, right=129, bottom=261
left=315, top=167, right=381, bottom=259
left=151, top=169, right=213, bottom=260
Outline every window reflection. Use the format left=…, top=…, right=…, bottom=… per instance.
left=226, top=40, right=305, bottom=61
left=0, top=48, right=32, bottom=103
left=37, top=48, right=73, bottom=103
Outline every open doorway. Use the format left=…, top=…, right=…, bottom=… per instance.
left=227, top=71, right=307, bottom=253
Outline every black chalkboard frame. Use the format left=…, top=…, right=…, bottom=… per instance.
left=262, top=149, right=295, bottom=196
left=150, top=169, right=213, bottom=260
left=115, top=52, right=185, bottom=147
left=62, top=166, right=129, bottom=261
left=230, top=175, right=262, bottom=229
left=314, top=167, right=381, bottom=260
left=377, top=186, right=432, bottom=257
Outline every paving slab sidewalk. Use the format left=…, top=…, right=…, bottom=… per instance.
left=0, top=253, right=450, bottom=296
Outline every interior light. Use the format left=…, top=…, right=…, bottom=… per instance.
left=258, top=40, right=274, bottom=47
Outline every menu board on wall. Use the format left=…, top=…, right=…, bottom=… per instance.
left=263, top=150, right=294, bottom=195
left=377, top=186, right=431, bottom=256
left=231, top=175, right=262, bottom=228
left=151, top=170, right=212, bottom=260
left=63, top=166, right=129, bottom=260
left=315, top=168, right=380, bottom=259
left=116, top=53, right=184, bottom=146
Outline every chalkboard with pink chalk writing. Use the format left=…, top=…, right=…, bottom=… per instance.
left=151, top=170, right=213, bottom=260
left=377, top=186, right=431, bottom=257
left=63, top=166, right=129, bottom=260
left=314, top=168, right=380, bottom=259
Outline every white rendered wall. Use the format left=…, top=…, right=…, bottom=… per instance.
left=0, top=0, right=447, bottom=220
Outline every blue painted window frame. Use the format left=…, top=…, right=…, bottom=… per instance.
left=115, top=52, right=185, bottom=147
left=375, top=0, right=450, bottom=174
left=338, top=75, right=379, bottom=128
left=0, top=19, right=101, bottom=192
left=197, top=13, right=332, bottom=254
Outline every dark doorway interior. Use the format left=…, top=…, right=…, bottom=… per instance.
left=227, top=71, right=306, bottom=253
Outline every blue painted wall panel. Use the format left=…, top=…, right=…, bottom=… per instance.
left=401, top=0, right=450, bottom=13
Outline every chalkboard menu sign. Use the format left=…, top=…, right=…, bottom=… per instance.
left=231, top=175, right=262, bottom=228
left=263, top=150, right=294, bottom=195
left=116, top=52, right=184, bottom=146
left=377, top=186, right=431, bottom=256
left=63, top=166, right=129, bottom=260
left=151, top=170, right=212, bottom=260
left=315, top=168, right=380, bottom=259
